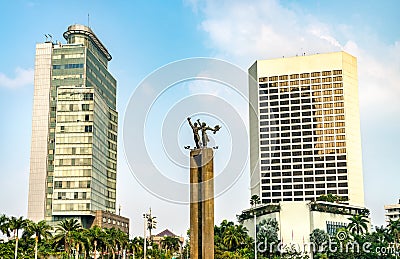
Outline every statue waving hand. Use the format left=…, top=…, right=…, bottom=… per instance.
left=197, top=119, right=221, bottom=148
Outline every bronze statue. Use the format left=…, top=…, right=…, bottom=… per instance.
left=187, top=117, right=221, bottom=149
left=187, top=117, right=202, bottom=149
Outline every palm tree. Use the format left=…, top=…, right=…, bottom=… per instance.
left=114, top=228, right=129, bottom=258
left=250, top=195, right=261, bottom=207
left=86, top=225, right=106, bottom=258
left=23, top=220, right=52, bottom=259
left=104, top=228, right=120, bottom=259
left=161, top=236, right=180, bottom=253
left=70, top=230, right=88, bottom=259
left=222, top=225, right=248, bottom=251
left=347, top=214, right=369, bottom=235
left=53, top=218, right=82, bottom=256
left=129, top=237, right=144, bottom=257
left=0, top=214, right=10, bottom=237
left=215, top=220, right=234, bottom=237
left=8, top=216, right=29, bottom=259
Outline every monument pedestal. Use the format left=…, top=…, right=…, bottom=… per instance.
left=190, top=148, right=214, bottom=259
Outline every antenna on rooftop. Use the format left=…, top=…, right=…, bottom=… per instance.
left=44, top=34, right=53, bottom=43
left=88, top=13, right=90, bottom=28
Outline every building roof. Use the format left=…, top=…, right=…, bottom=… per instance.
left=63, top=24, right=112, bottom=61
left=155, top=229, right=178, bottom=237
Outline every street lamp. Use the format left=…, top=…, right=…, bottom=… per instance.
left=93, top=240, right=97, bottom=259
left=143, top=213, right=147, bottom=259
left=250, top=195, right=260, bottom=259
left=254, top=210, right=257, bottom=259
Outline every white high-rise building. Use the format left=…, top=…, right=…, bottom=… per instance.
left=249, top=51, right=365, bottom=207
left=384, top=199, right=400, bottom=224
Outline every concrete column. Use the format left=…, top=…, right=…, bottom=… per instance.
left=190, top=148, right=214, bottom=259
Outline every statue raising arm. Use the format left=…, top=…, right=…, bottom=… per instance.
left=187, top=117, right=201, bottom=149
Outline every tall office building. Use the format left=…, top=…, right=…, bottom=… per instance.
left=249, top=52, right=364, bottom=207
left=28, top=25, right=119, bottom=228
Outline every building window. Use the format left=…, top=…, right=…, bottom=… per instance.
left=82, top=104, right=90, bottom=111
left=83, top=93, right=94, bottom=100
left=64, top=63, right=84, bottom=69
left=84, top=125, right=92, bottom=132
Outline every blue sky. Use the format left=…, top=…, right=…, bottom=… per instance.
left=0, top=0, right=399, bottom=238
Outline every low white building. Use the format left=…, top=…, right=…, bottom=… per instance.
left=384, top=199, right=400, bottom=224
left=238, top=201, right=370, bottom=254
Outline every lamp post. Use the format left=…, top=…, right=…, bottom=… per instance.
left=93, top=240, right=97, bottom=259
left=250, top=195, right=260, bottom=259
left=254, top=211, right=257, bottom=259
left=143, top=214, right=147, bottom=259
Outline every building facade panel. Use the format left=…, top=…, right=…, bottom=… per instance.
left=28, top=42, right=53, bottom=222
left=249, top=52, right=364, bottom=206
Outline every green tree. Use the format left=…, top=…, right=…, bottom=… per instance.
left=388, top=218, right=400, bottom=242
left=70, top=229, right=88, bottom=259
left=115, top=228, right=129, bottom=257
left=216, top=220, right=235, bottom=237
left=316, top=194, right=348, bottom=203
left=129, top=236, right=144, bottom=257
left=256, top=218, right=279, bottom=258
left=104, top=227, right=128, bottom=258
left=23, top=220, right=53, bottom=259
left=104, top=228, right=117, bottom=258
left=161, top=236, right=181, bottom=254
left=250, top=195, right=261, bottom=207
left=309, top=228, right=329, bottom=257
left=8, top=216, right=29, bottom=259
left=0, top=241, right=14, bottom=258
left=347, top=215, right=369, bottom=236
left=53, top=218, right=82, bottom=257
left=0, top=214, right=10, bottom=237
left=222, top=225, right=248, bottom=251
left=86, top=225, right=107, bottom=258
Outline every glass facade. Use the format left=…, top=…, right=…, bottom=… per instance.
left=258, top=70, right=348, bottom=203
left=28, top=25, right=117, bottom=226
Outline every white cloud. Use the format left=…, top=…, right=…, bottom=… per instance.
left=343, top=40, right=400, bottom=118
left=191, top=0, right=400, bottom=118
left=0, top=67, right=33, bottom=89
left=198, top=0, right=343, bottom=66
